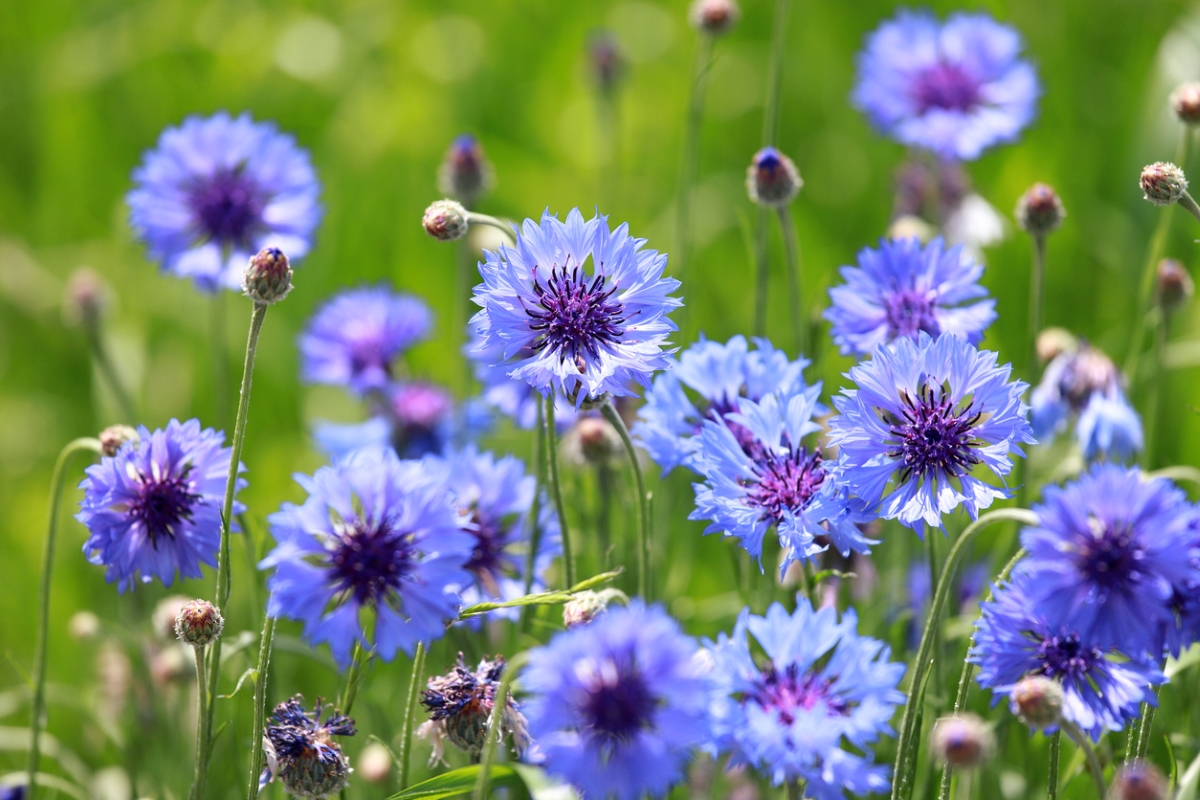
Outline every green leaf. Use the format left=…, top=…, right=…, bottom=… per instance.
left=384, top=764, right=526, bottom=800
left=218, top=667, right=257, bottom=700
left=1166, top=643, right=1200, bottom=679
left=1176, top=744, right=1200, bottom=800
left=457, top=569, right=623, bottom=618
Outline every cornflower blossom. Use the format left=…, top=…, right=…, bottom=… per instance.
left=689, top=388, right=874, bottom=574
left=824, top=237, right=996, bottom=357
left=422, top=446, right=560, bottom=619
left=852, top=10, right=1039, bottom=161
left=520, top=602, right=711, bottom=800
left=76, top=419, right=244, bottom=592
left=827, top=333, right=1034, bottom=533
left=418, top=654, right=529, bottom=765
left=128, top=112, right=321, bottom=292
left=1030, top=342, right=1142, bottom=461
left=633, top=334, right=814, bottom=475
left=299, top=285, right=432, bottom=395
left=1016, top=464, right=1196, bottom=657
left=471, top=209, right=681, bottom=406
left=971, top=574, right=1163, bottom=741
left=466, top=327, right=578, bottom=431
left=705, top=600, right=905, bottom=798
left=259, top=447, right=473, bottom=668
left=261, top=696, right=356, bottom=799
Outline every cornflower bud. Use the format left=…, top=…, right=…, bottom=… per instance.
left=422, top=199, right=469, bottom=242
left=174, top=599, right=224, bottom=647
left=1110, top=760, right=1169, bottom=800
left=1171, top=81, right=1200, bottom=125
left=1015, top=183, right=1066, bottom=236
left=152, top=595, right=192, bottom=640
left=99, top=424, right=139, bottom=457
left=589, top=30, right=623, bottom=95
left=931, top=714, right=995, bottom=769
left=243, top=247, right=292, bottom=305
left=1140, top=162, right=1188, bottom=206
left=561, top=414, right=622, bottom=467
left=563, top=589, right=625, bottom=628
left=689, top=0, right=739, bottom=36
left=1035, top=327, right=1077, bottom=363
left=1010, top=675, right=1064, bottom=730
left=1156, top=258, right=1194, bottom=313
left=356, top=742, right=392, bottom=784
left=63, top=267, right=109, bottom=327
left=887, top=215, right=936, bottom=244
left=437, top=134, right=493, bottom=206
left=747, top=147, right=802, bottom=208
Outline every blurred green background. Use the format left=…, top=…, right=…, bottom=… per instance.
left=3, top=0, right=1200, bottom=797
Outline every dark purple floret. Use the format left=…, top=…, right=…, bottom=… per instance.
left=1035, top=633, right=1103, bottom=682
left=187, top=167, right=265, bottom=248
left=525, top=260, right=626, bottom=374
left=463, top=512, right=521, bottom=594
left=883, top=289, right=941, bottom=340
left=130, top=467, right=201, bottom=546
left=912, top=62, right=982, bottom=113
left=580, top=661, right=657, bottom=742
left=746, top=447, right=825, bottom=524
left=1073, top=521, right=1142, bottom=592
left=326, top=519, right=415, bottom=607
left=745, top=663, right=851, bottom=727
left=887, top=383, right=983, bottom=481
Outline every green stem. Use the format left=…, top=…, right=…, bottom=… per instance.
left=338, top=641, right=368, bottom=716
left=1062, top=720, right=1107, bottom=799
left=1178, top=190, right=1200, bottom=226
left=191, top=648, right=209, bottom=800
left=597, top=464, right=614, bottom=568
left=472, top=653, right=525, bottom=800
left=1027, top=233, right=1047, bottom=380
left=465, top=212, right=516, bottom=244
left=83, top=321, right=138, bottom=423
left=1047, top=730, right=1061, bottom=800
left=211, top=293, right=230, bottom=428
left=544, top=395, right=575, bottom=587
left=1143, top=310, right=1169, bottom=468
left=753, top=208, right=771, bottom=338
left=397, top=642, right=426, bottom=791
left=762, top=0, right=790, bottom=147
left=192, top=301, right=268, bottom=800
left=520, top=403, right=548, bottom=634
left=776, top=205, right=806, bottom=357
left=891, top=509, right=1040, bottom=800
left=601, top=401, right=650, bottom=600
left=675, top=34, right=714, bottom=287
left=28, top=437, right=102, bottom=800
left=245, top=616, right=276, bottom=800
left=927, top=532, right=943, bottom=701
left=1133, top=684, right=1162, bottom=760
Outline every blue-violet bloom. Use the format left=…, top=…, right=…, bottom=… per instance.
left=76, top=419, right=245, bottom=592
left=128, top=111, right=321, bottom=293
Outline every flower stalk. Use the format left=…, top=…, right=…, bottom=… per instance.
left=245, top=615, right=276, bottom=800
left=397, top=642, right=426, bottom=791
left=776, top=205, right=806, bottom=357
left=545, top=395, right=575, bottom=588
left=601, top=400, right=650, bottom=600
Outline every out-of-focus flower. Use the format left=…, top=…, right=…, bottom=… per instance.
left=1010, top=675, right=1064, bottom=731
left=1157, top=258, right=1194, bottom=313
left=63, top=267, right=110, bottom=327
left=261, top=696, right=356, bottom=799
left=560, top=413, right=623, bottom=467
left=746, top=147, right=802, bottom=208
left=689, top=0, right=739, bottom=36
left=588, top=30, right=624, bottom=95
left=1172, top=82, right=1200, bottom=125
left=418, top=654, right=529, bottom=764
left=930, top=714, right=994, bottom=769
left=1015, top=183, right=1065, bottom=236
left=1111, top=761, right=1169, bottom=800
left=437, top=135, right=493, bottom=207
left=128, top=112, right=321, bottom=293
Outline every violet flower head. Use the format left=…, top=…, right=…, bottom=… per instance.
left=521, top=601, right=711, bottom=800
left=76, top=419, right=245, bottom=592
left=259, top=447, right=473, bottom=668
left=471, top=209, right=681, bottom=406
left=824, top=237, right=996, bottom=358
left=705, top=599, right=905, bottom=798
left=299, top=285, right=433, bottom=395
left=419, top=654, right=529, bottom=764
left=852, top=10, right=1039, bottom=161
left=128, top=112, right=321, bottom=293
left=261, top=696, right=356, bottom=799
left=827, top=333, right=1034, bottom=534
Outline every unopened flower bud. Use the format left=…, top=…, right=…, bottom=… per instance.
left=563, top=589, right=625, bottom=628
left=422, top=199, right=469, bottom=242
left=564, top=415, right=623, bottom=466
left=69, top=610, right=101, bottom=641
left=689, top=0, right=739, bottom=36
left=887, top=215, right=936, bottom=244
left=99, top=424, right=139, bottom=457
left=1140, top=162, right=1188, bottom=206
left=1171, top=82, right=1200, bottom=125
left=174, top=599, right=224, bottom=647
left=589, top=30, right=623, bottom=95
left=437, top=134, right=493, bottom=206
left=1156, top=258, right=1194, bottom=313
left=243, top=247, right=292, bottom=305
left=152, top=595, right=192, bottom=640
left=747, top=147, right=802, bottom=208
left=931, top=714, right=994, bottom=769
left=1036, top=328, right=1078, bottom=363
left=1015, top=183, right=1065, bottom=236
left=1110, top=760, right=1168, bottom=800
left=1010, top=675, right=1064, bottom=730
left=64, top=267, right=109, bottom=327
left=357, top=742, right=392, bottom=784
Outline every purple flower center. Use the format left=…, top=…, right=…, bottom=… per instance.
left=327, top=519, right=415, bottom=607
left=578, top=658, right=657, bottom=742
left=746, top=663, right=850, bottom=726
left=525, top=260, right=626, bottom=374
left=746, top=446, right=825, bottom=523
left=464, top=512, right=520, bottom=596
left=348, top=337, right=391, bottom=382
left=187, top=166, right=265, bottom=248
left=887, top=383, right=983, bottom=480
left=698, top=396, right=759, bottom=455
left=131, top=467, right=200, bottom=545
left=1074, top=518, right=1143, bottom=591
left=912, top=62, right=982, bottom=114
left=1034, top=632, right=1102, bottom=681
left=883, top=289, right=941, bottom=340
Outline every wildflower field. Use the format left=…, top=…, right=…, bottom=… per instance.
left=6, top=0, right=1200, bottom=798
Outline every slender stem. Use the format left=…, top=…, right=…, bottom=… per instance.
left=1143, top=310, right=1169, bottom=468
left=753, top=208, right=771, bottom=338
left=927, top=533, right=943, bottom=700
left=675, top=35, right=714, bottom=287
left=1178, top=190, right=1200, bottom=226
left=191, top=648, right=209, bottom=799
left=891, top=509, right=1040, bottom=800
left=1062, top=720, right=1107, bottom=799
left=465, top=212, right=516, bottom=244
left=544, top=395, right=575, bottom=587
left=83, top=322, right=138, bottom=423
left=338, top=641, right=368, bottom=716
left=520, top=403, right=548, bottom=635
left=1134, top=684, right=1162, bottom=760
left=1027, top=233, right=1047, bottom=380
left=472, top=653, right=525, bottom=800
left=597, top=464, right=614, bottom=568
left=245, top=616, right=276, bottom=800
left=28, top=438, right=102, bottom=800
left=762, top=0, right=790, bottom=147
left=776, top=206, right=806, bottom=357
left=455, top=239, right=471, bottom=394
left=1047, top=730, right=1061, bottom=800
left=601, top=401, right=649, bottom=600
left=192, top=301, right=268, bottom=800
left=211, top=293, right=230, bottom=428
left=397, top=642, right=426, bottom=791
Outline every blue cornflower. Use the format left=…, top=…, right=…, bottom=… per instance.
left=128, top=112, right=321, bottom=293
left=1016, top=464, right=1196, bottom=657
left=1030, top=343, right=1142, bottom=461
left=852, top=10, right=1039, bottom=161
left=471, top=209, right=681, bottom=405
left=299, top=285, right=432, bottom=395
left=259, top=447, right=473, bottom=668
left=690, top=388, right=875, bottom=574
left=970, top=574, right=1163, bottom=741
left=76, top=419, right=245, bottom=592
left=634, top=335, right=814, bottom=475
left=828, top=333, right=1033, bottom=533
left=422, top=446, right=561, bottom=620
left=705, top=599, right=905, bottom=798
left=521, top=601, right=711, bottom=800
left=824, top=237, right=996, bottom=358
left=261, top=695, right=356, bottom=799
left=466, top=326, right=578, bottom=431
